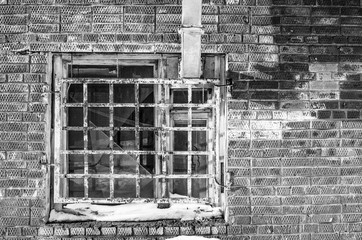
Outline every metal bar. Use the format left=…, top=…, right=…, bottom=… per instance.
left=61, top=78, right=220, bottom=85
left=64, top=103, right=215, bottom=108
left=109, top=83, right=115, bottom=199
left=64, top=126, right=212, bottom=131
left=83, top=83, right=89, bottom=199
left=61, top=150, right=213, bottom=155
left=135, top=83, right=140, bottom=198
left=187, top=86, right=192, bottom=197
left=62, top=174, right=214, bottom=178
left=55, top=196, right=209, bottom=204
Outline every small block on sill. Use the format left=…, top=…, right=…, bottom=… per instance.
left=157, top=202, right=171, bottom=209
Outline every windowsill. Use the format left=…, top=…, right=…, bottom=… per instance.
left=48, top=201, right=223, bottom=223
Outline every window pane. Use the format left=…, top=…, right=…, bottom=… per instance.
left=140, top=131, right=155, bottom=151
left=192, top=131, right=207, bottom=151
left=88, top=84, right=109, bottom=103
left=140, top=155, right=155, bottom=175
left=88, top=131, right=110, bottom=150
left=192, top=179, right=207, bottom=198
left=68, top=84, right=83, bottom=103
left=114, top=154, right=137, bottom=174
left=68, top=154, right=84, bottom=174
left=173, top=155, right=187, bottom=174
left=192, top=89, right=208, bottom=104
left=171, top=179, right=187, bottom=197
left=88, top=178, right=110, bottom=198
left=68, top=178, right=84, bottom=198
left=88, top=107, right=109, bottom=127
left=140, top=179, right=154, bottom=198
left=68, top=107, right=83, bottom=127
left=119, top=66, right=154, bottom=78
left=67, top=131, right=84, bottom=150
left=140, top=107, right=154, bottom=127
left=70, top=65, right=117, bottom=78
left=192, top=120, right=207, bottom=127
left=89, top=154, right=110, bottom=174
left=114, top=84, right=135, bottom=103
left=114, top=107, right=135, bottom=127
left=173, top=90, right=188, bottom=103
left=173, top=131, right=188, bottom=151
left=139, top=84, right=154, bottom=103
left=114, top=178, right=136, bottom=198
left=113, top=131, right=136, bottom=150
left=192, top=155, right=207, bottom=174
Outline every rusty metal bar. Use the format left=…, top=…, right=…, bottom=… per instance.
left=83, top=82, right=89, bottom=199
left=61, top=150, right=213, bottom=155
left=64, top=103, right=216, bottom=108
left=187, top=86, right=192, bottom=197
left=135, top=83, right=140, bottom=198
left=63, top=174, right=214, bottom=178
left=61, top=78, right=220, bottom=85
left=109, top=83, right=115, bottom=199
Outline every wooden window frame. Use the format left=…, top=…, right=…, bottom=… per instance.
left=52, top=53, right=226, bottom=207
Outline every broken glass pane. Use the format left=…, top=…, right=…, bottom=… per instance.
left=173, top=155, right=187, bottom=174
left=192, top=131, right=207, bottom=151
left=192, top=155, right=207, bottom=174
left=88, top=130, right=110, bottom=150
left=173, top=131, right=188, bottom=151
left=67, top=131, right=84, bottom=150
left=88, top=84, right=109, bottom=103
left=70, top=65, right=117, bottom=78
left=113, top=131, right=136, bottom=150
left=140, top=131, right=155, bottom=151
left=139, top=84, right=154, bottom=103
left=140, top=155, right=155, bottom=174
left=114, top=154, right=137, bottom=174
left=119, top=66, right=154, bottom=78
left=67, top=84, right=83, bottom=103
left=68, top=178, right=84, bottom=198
left=114, top=108, right=135, bottom=127
left=140, top=179, right=154, bottom=198
left=114, top=84, right=135, bottom=103
left=88, top=107, right=109, bottom=127
left=191, top=179, right=207, bottom=198
left=114, top=178, right=136, bottom=198
left=88, top=178, right=110, bottom=198
left=89, top=154, right=110, bottom=174
left=68, top=154, right=84, bottom=174
left=68, top=107, right=83, bottom=127
left=140, top=107, right=154, bottom=127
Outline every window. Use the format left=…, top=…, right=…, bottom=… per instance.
left=53, top=54, right=225, bottom=205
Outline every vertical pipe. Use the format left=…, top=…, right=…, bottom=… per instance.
left=180, top=0, right=203, bottom=78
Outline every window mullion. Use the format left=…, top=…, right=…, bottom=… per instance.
left=187, top=86, right=192, bottom=197
left=135, top=83, right=140, bottom=198
left=109, top=83, right=115, bottom=199
left=83, top=82, right=89, bottom=199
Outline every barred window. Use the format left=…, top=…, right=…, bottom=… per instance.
left=53, top=54, right=225, bottom=205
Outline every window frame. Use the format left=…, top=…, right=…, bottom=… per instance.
left=52, top=53, right=226, bottom=207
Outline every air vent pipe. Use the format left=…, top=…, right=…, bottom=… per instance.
left=180, top=0, right=203, bottom=78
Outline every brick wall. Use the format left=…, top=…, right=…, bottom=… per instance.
left=0, top=0, right=362, bottom=239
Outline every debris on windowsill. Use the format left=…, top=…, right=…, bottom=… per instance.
left=157, top=199, right=171, bottom=209
left=48, top=202, right=223, bottom=223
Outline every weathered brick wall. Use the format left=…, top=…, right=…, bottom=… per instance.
left=0, top=0, right=362, bottom=239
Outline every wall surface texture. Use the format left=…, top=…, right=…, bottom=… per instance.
left=1, top=0, right=362, bottom=239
